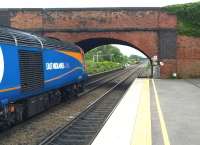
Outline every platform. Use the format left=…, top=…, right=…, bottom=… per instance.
left=91, top=78, right=200, bottom=145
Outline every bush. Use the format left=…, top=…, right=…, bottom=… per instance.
left=86, top=60, right=122, bottom=74
left=163, top=2, right=200, bottom=37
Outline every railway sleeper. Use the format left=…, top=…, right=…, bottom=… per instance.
left=66, top=129, right=97, bottom=134
left=60, top=133, right=92, bottom=140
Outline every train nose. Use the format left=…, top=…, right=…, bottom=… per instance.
left=0, top=47, right=4, bottom=83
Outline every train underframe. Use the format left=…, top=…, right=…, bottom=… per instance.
left=0, top=82, right=84, bottom=126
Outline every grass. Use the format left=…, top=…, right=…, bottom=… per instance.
left=86, top=60, right=123, bottom=74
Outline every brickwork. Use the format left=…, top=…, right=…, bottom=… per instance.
left=9, top=9, right=177, bottom=30
left=10, top=11, right=43, bottom=29
left=177, top=36, right=200, bottom=78
left=42, top=10, right=176, bottom=30
left=43, top=31, right=158, bottom=57
left=158, top=12, right=177, bottom=28
left=177, top=59, right=200, bottom=78
left=160, top=59, right=177, bottom=78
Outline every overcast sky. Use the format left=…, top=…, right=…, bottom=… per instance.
left=112, top=45, right=146, bottom=58
left=0, top=0, right=198, bottom=8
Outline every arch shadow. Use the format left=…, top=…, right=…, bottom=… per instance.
left=76, top=37, right=153, bottom=77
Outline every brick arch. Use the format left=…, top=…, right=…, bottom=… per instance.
left=76, top=37, right=154, bottom=77
left=76, top=37, right=151, bottom=58
left=44, top=31, right=158, bottom=58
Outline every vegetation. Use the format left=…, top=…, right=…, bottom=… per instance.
left=85, top=45, right=128, bottom=64
left=129, top=54, right=146, bottom=64
left=85, top=45, right=145, bottom=74
left=85, top=45, right=126, bottom=74
left=163, top=1, right=200, bottom=37
left=86, top=60, right=122, bottom=74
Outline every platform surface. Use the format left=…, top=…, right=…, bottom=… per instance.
left=153, top=79, right=200, bottom=145
left=91, top=78, right=200, bottom=145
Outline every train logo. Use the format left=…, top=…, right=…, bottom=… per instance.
left=45, top=62, right=70, bottom=70
left=0, top=46, right=4, bottom=83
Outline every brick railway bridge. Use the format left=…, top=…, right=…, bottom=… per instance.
left=0, top=8, right=199, bottom=78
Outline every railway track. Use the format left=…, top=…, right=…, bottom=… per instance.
left=83, top=65, right=140, bottom=94
left=0, top=64, right=146, bottom=145
left=86, top=67, right=123, bottom=83
left=39, top=65, right=144, bottom=145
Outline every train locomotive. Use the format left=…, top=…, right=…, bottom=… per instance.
left=0, top=27, right=87, bottom=125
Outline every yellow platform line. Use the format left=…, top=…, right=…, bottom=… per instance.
left=152, top=79, right=171, bottom=145
left=131, top=79, right=152, bottom=145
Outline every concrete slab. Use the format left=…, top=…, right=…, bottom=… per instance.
left=185, top=79, right=200, bottom=88
left=153, top=79, right=200, bottom=145
left=150, top=82, right=164, bottom=145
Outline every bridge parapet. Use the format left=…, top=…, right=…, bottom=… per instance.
left=5, top=8, right=177, bottom=32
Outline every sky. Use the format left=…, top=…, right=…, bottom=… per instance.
left=0, top=0, right=198, bottom=8
left=112, top=45, right=146, bottom=58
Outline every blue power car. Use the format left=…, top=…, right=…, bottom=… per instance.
left=0, top=27, right=87, bottom=125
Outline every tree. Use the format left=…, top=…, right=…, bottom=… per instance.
left=85, top=45, right=125, bottom=63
